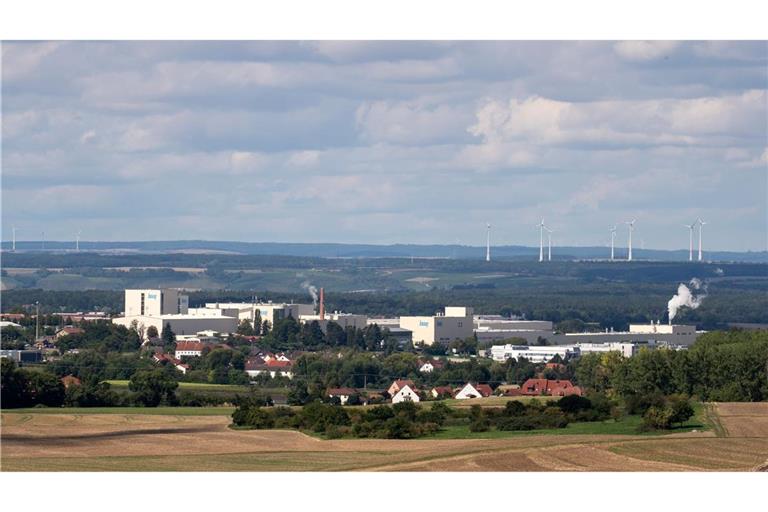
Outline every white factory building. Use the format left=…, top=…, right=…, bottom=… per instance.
left=489, top=344, right=580, bottom=363
left=200, top=302, right=314, bottom=327
left=113, top=289, right=238, bottom=338
left=298, top=312, right=369, bottom=332
left=400, top=307, right=474, bottom=346
left=474, top=315, right=555, bottom=344
left=553, top=323, right=699, bottom=346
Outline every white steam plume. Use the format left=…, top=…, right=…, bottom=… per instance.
left=667, top=278, right=707, bottom=324
left=301, top=281, right=318, bottom=307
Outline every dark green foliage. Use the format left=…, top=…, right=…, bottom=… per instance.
left=640, top=395, right=695, bottom=431
left=128, top=369, right=179, bottom=407
left=64, top=381, right=120, bottom=407
left=572, top=329, right=768, bottom=402
left=556, top=395, right=592, bottom=414
left=1, top=359, right=65, bottom=408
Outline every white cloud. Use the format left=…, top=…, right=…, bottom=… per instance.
left=287, top=150, right=320, bottom=167
left=614, top=41, right=679, bottom=61
left=461, top=91, right=767, bottom=168
left=79, top=130, right=97, bottom=144
left=355, top=100, right=471, bottom=145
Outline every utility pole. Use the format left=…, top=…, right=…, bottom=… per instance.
left=35, top=301, right=40, bottom=342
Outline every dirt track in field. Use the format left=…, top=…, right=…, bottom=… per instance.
left=2, top=403, right=767, bottom=471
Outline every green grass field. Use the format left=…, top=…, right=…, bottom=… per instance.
left=426, top=402, right=708, bottom=439
left=105, top=380, right=252, bottom=392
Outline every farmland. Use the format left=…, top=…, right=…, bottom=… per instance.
left=2, top=402, right=766, bottom=471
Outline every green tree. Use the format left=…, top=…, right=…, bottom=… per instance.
left=146, top=325, right=159, bottom=339
left=129, top=369, right=178, bottom=407
left=237, top=319, right=255, bottom=336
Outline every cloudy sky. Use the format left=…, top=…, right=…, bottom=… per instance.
left=2, top=41, right=766, bottom=250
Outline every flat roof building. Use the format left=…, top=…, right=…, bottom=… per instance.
left=400, top=306, right=473, bottom=346
left=113, top=289, right=237, bottom=338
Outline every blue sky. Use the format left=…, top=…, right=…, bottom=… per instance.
left=2, top=41, right=766, bottom=250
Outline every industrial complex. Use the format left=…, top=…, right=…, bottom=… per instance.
left=110, top=288, right=702, bottom=360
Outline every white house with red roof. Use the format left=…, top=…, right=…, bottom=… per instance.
left=391, top=384, right=420, bottom=404
left=174, top=340, right=205, bottom=358
left=245, top=357, right=294, bottom=379
left=455, top=383, right=494, bottom=399
left=387, top=379, right=415, bottom=396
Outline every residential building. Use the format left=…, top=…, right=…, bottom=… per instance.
left=418, top=359, right=445, bottom=373
left=388, top=379, right=415, bottom=396
left=391, top=384, right=420, bottom=404
left=513, top=378, right=583, bottom=397
left=175, top=340, right=205, bottom=358
left=430, top=386, right=454, bottom=399
left=55, top=326, right=85, bottom=339
left=245, top=358, right=294, bottom=379
left=327, top=387, right=358, bottom=405
left=455, top=383, right=494, bottom=399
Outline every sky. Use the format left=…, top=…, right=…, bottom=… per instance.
left=2, top=41, right=767, bottom=251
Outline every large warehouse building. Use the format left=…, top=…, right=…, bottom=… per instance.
left=113, top=288, right=238, bottom=337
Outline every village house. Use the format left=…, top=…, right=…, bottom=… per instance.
left=245, top=358, right=294, bottom=380
left=430, top=386, right=454, bottom=399
left=152, top=353, right=190, bottom=374
left=391, top=384, right=420, bottom=404
left=511, top=378, right=583, bottom=397
left=418, top=359, right=445, bottom=373
left=387, top=379, right=415, bottom=396
left=55, top=326, right=85, bottom=340
left=174, top=340, right=206, bottom=358
left=327, top=387, right=359, bottom=405
left=454, top=383, right=494, bottom=399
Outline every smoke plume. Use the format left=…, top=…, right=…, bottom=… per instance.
left=301, top=281, right=318, bottom=307
left=667, top=278, right=707, bottom=324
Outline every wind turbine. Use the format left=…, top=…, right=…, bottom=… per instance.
left=609, top=225, right=617, bottom=261
left=538, top=218, right=546, bottom=262
left=697, top=218, right=707, bottom=261
left=76, top=230, right=82, bottom=252
left=684, top=223, right=695, bottom=261
left=545, top=226, right=553, bottom=261
left=41, top=231, right=45, bottom=251
left=12, top=226, right=17, bottom=252
left=485, top=223, right=491, bottom=262
left=625, top=219, right=636, bottom=261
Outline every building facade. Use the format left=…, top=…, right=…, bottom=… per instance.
left=400, top=306, right=474, bottom=345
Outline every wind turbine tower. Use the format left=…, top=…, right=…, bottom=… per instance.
left=76, top=230, right=82, bottom=252
left=684, top=223, right=695, bottom=261
left=485, top=223, right=491, bottom=262
left=625, top=219, right=636, bottom=261
left=546, top=227, right=553, bottom=261
left=697, top=218, right=707, bottom=261
left=609, top=226, right=617, bottom=261
left=12, top=226, right=17, bottom=252
left=538, top=218, right=546, bottom=262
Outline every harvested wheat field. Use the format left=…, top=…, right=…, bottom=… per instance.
left=2, top=403, right=766, bottom=471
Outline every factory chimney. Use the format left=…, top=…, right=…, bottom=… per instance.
left=319, top=287, right=325, bottom=320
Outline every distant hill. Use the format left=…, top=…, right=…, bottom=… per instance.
left=2, top=240, right=766, bottom=263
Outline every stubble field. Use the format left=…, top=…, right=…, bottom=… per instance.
left=1, top=403, right=766, bottom=471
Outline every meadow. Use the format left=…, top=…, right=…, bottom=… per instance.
left=2, top=402, right=765, bottom=472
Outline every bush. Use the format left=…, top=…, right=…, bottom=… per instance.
left=557, top=395, right=593, bottom=414
left=641, top=406, right=673, bottom=430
